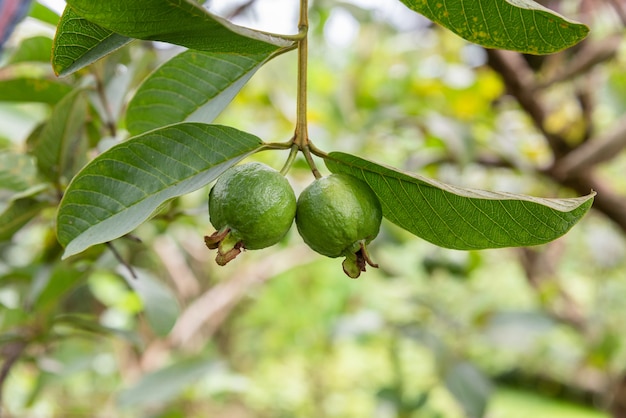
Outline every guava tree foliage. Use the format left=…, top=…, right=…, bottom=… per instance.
left=45, top=0, right=594, bottom=270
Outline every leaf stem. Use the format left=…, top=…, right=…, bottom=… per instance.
left=93, top=64, right=117, bottom=138
left=308, top=142, right=329, bottom=159
left=303, top=146, right=322, bottom=179
left=280, top=144, right=299, bottom=175
left=292, top=0, right=323, bottom=180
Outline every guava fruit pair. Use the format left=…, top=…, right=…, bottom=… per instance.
left=205, top=162, right=382, bottom=278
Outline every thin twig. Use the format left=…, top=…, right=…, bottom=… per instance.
left=106, top=242, right=137, bottom=279
left=0, top=340, right=28, bottom=417
left=553, top=114, right=626, bottom=179
left=607, top=0, right=626, bottom=26
left=486, top=49, right=571, bottom=157
left=93, top=66, right=117, bottom=138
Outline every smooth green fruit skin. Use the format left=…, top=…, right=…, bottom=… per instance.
left=296, top=173, right=382, bottom=258
left=209, top=162, right=296, bottom=250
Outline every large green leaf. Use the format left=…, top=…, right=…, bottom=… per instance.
left=52, top=7, right=132, bottom=77
left=399, top=0, right=589, bottom=54
left=31, top=88, right=88, bottom=184
left=64, top=0, right=295, bottom=54
left=0, top=78, right=73, bottom=104
left=57, top=123, right=265, bottom=259
left=126, top=50, right=273, bottom=135
left=325, top=152, right=595, bottom=250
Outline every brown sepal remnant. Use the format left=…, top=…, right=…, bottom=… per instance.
left=342, top=241, right=378, bottom=279
left=204, top=228, right=229, bottom=249
left=204, top=228, right=244, bottom=266
left=214, top=242, right=243, bottom=266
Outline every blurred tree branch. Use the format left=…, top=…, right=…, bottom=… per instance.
left=486, top=16, right=626, bottom=415
left=485, top=44, right=626, bottom=234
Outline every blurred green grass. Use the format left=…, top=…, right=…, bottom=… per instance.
left=489, top=388, right=608, bottom=418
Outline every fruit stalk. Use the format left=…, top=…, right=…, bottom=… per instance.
left=294, top=0, right=322, bottom=179
left=294, top=0, right=309, bottom=150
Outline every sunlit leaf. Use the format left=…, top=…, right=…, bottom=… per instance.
left=126, top=50, right=274, bottom=135
left=326, top=152, right=595, bottom=250
left=52, top=6, right=132, bottom=77
left=399, top=0, right=589, bottom=54
left=64, top=0, right=295, bottom=54
left=56, top=123, right=265, bottom=258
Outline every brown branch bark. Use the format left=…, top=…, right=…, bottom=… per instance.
left=611, top=374, right=626, bottom=418
left=486, top=49, right=571, bottom=158
left=168, top=245, right=314, bottom=348
left=487, top=35, right=626, bottom=417
left=552, top=114, right=626, bottom=178
left=0, top=340, right=28, bottom=417
left=537, top=34, right=621, bottom=88
left=486, top=48, right=626, bottom=234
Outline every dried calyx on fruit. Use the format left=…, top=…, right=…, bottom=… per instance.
left=296, top=173, right=382, bottom=278
left=205, top=162, right=296, bottom=265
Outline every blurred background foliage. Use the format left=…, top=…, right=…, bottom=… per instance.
left=1, top=0, right=626, bottom=417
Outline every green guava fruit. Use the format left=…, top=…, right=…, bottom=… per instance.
left=205, top=162, right=296, bottom=265
left=296, top=173, right=382, bottom=278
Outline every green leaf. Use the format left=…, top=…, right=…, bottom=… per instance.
left=31, top=88, right=88, bottom=184
left=52, top=6, right=132, bottom=77
left=7, top=36, right=53, bottom=64
left=0, top=198, right=48, bottom=242
left=29, top=2, right=61, bottom=26
left=399, top=0, right=589, bottom=54
left=117, top=355, right=216, bottom=408
left=325, top=152, right=595, bottom=250
left=0, top=78, right=73, bottom=104
left=120, top=268, right=180, bottom=337
left=0, top=152, right=39, bottom=193
left=53, top=313, right=142, bottom=346
left=28, top=262, right=85, bottom=311
left=56, top=123, right=265, bottom=259
left=64, top=0, right=294, bottom=53
left=444, top=361, right=492, bottom=418
left=126, top=50, right=273, bottom=135
left=0, top=308, right=30, bottom=331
